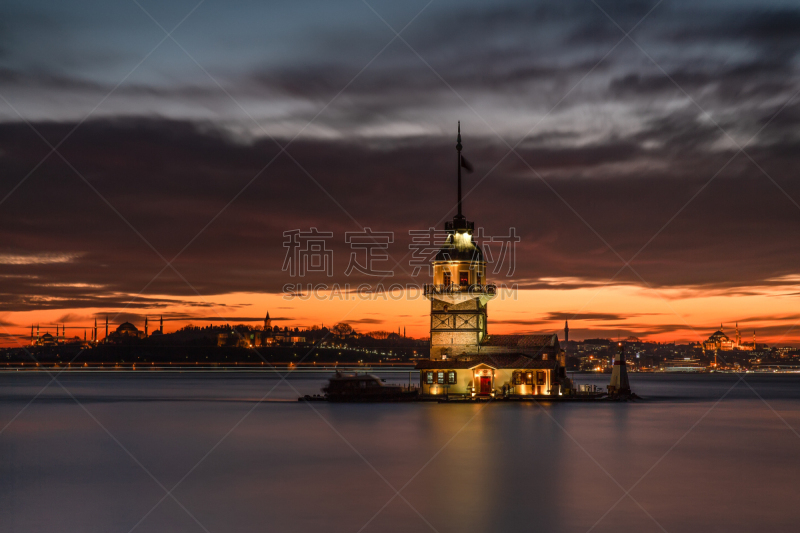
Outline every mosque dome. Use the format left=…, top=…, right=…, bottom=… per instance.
left=709, top=329, right=728, bottom=340
left=116, top=322, right=139, bottom=335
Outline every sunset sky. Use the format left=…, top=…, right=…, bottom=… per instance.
left=1, top=0, right=800, bottom=346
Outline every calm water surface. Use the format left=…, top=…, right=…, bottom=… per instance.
left=1, top=372, right=799, bottom=533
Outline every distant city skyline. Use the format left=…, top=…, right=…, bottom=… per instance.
left=13, top=308, right=794, bottom=349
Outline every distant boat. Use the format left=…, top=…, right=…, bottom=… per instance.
left=319, top=372, right=417, bottom=402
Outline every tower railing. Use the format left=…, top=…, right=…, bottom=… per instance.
left=444, top=220, right=474, bottom=231
left=424, top=283, right=496, bottom=296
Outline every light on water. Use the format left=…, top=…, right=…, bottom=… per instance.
left=2, top=373, right=799, bottom=532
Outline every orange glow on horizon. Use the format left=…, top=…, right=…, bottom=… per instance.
left=3, top=277, right=800, bottom=348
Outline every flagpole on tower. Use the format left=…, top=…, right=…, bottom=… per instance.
left=456, top=121, right=463, bottom=219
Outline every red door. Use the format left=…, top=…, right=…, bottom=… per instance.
left=479, top=376, right=492, bottom=395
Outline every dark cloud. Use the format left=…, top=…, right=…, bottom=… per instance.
left=0, top=67, right=105, bottom=92
left=0, top=0, right=799, bottom=331
left=544, top=312, right=643, bottom=322
left=608, top=61, right=797, bottom=106
left=0, top=115, right=799, bottom=316
left=666, top=8, right=800, bottom=51
left=492, top=319, right=551, bottom=328
left=0, top=0, right=797, bottom=143
left=348, top=318, right=386, bottom=325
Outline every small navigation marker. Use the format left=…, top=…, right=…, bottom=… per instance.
left=608, top=342, right=633, bottom=399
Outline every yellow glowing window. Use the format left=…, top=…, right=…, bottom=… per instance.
left=437, top=371, right=445, bottom=384
left=447, top=371, right=457, bottom=384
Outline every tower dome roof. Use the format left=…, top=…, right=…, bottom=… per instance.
left=434, top=228, right=484, bottom=262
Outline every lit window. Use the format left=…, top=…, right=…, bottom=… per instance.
left=426, top=372, right=434, bottom=384
left=447, top=371, right=457, bottom=384
left=437, top=371, right=445, bottom=384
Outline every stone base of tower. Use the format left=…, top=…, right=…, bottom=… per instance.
left=428, top=296, right=488, bottom=361
left=430, top=333, right=481, bottom=361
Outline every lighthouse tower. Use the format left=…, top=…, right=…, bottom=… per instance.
left=425, top=123, right=496, bottom=360
left=608, top=342, right=631, bottom=396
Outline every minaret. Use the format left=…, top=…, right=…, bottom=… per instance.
left=753, top=330, right=757, bottom=350
left=160, top=315, right=163, bottom=334
left=425, top=123, right=495, bottom=360
left=145, top=316, right=149, bottom=337
left=105, top=315, right=108, bottom=342
left=609, top=342, right=631, bottom=396
left=94, top=317, right=97, bottom=342
left=735, top=322, right=741, bottom=347
left=564, top=320, right=569, bottom=343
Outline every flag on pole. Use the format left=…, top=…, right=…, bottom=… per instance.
left=460, top=154, right=473, bottom=173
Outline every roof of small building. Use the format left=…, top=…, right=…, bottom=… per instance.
left=481, top=334, right=559, bottom=349
left=416, top=353, right=558, bottom=370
